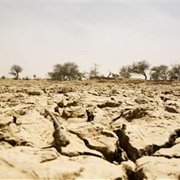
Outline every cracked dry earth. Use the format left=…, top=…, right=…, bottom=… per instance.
left=0, top=79, right=180, bottom=179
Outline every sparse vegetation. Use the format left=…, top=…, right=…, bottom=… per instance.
left=89, top=63, right=99, bottom=79
left=119, top=60, right=150, bottom=80
left=33, top=74, right=36, bottom=79
left=4, top=61, right=180, bottom=81
left=22, top=76, right=30, bottom=80
left=9, top=65, right=23, bottom=80
left=119, top=66, right=132, bottom=78
left=168, top=64, right=180, bottom=80
left=150, top=65, right=169, bottom=80
left=48, top=62, right=83, bottom=81
left=1, top=76, right=6, bottom=79
left=129, top=60, right=150, bottom=80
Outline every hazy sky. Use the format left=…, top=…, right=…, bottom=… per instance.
left=0, top=0, right=180, bottom=78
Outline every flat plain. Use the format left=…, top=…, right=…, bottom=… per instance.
left=0, top=78, right=180, bottom=179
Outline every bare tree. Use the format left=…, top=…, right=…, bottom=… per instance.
left=108, top=71, right=119, bottom=78
left=89, top=63, right=99, bottom=78
left=9, top=65, right=23, bottom=79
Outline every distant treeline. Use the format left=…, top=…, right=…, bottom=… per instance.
left=1, top=60, right=180, bottom=81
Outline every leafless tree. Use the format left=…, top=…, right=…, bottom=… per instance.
left=89, top=63, right=99, bottom=78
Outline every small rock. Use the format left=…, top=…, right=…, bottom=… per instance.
left=165, top=106, right=178, bottom=113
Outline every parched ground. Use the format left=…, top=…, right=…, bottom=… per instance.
left=0, top=78, right=180, bottom=179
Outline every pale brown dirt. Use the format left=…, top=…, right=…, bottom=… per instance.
left=0, top=78, right=180, bottom=179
